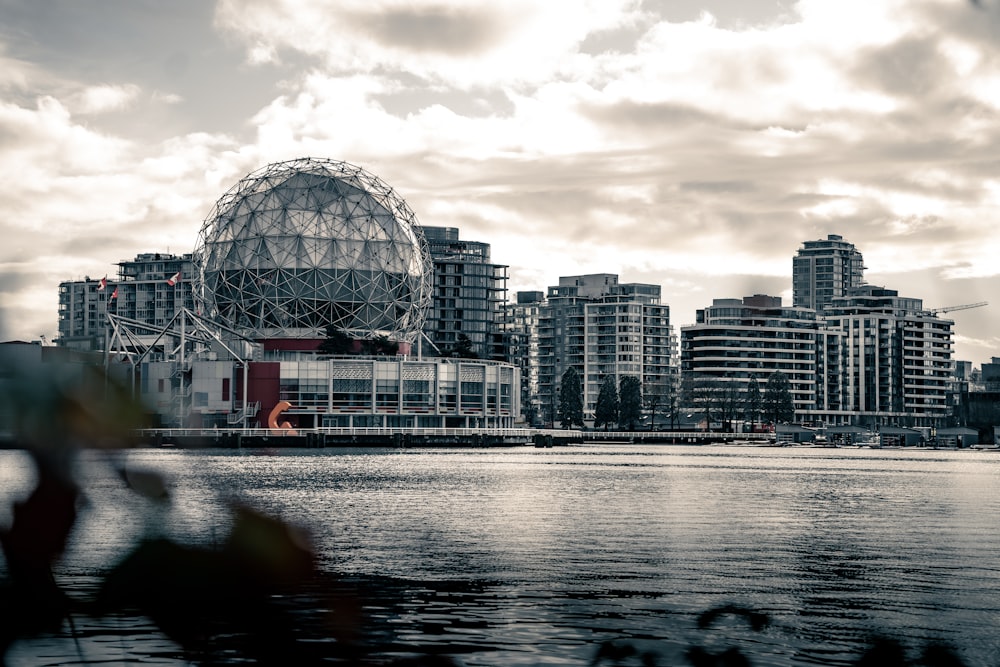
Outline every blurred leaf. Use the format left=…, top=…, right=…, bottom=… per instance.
left=119, top=466, right=169, bottom=501
left=0, top=453, right=80, bottom=653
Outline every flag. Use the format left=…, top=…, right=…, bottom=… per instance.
left=98, top=276, right=107, bottom=291
left=167, top=271, right=181, bottom=286
left=110, top=286, right=118, bottom=300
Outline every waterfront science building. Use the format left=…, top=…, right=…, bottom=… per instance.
left=114, top=158, right=520, bottom=429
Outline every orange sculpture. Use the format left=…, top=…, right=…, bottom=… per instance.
left=268, top=400, right=298, bottom=436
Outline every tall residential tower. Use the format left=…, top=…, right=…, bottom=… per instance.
left=792, top=234, right=865, bottom=312
left=422, top=226, right=508, bottom=359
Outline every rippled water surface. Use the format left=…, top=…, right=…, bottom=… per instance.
left=4, top=444, right=1000, bottom=665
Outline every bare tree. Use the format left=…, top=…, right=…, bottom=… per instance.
left=717, top=380, right=744, bottom=433
left=683, top=374, right=722, bottom=431
left=646, top=374, right=680, bottom=431
left=746, top=375, right=762, bottom=431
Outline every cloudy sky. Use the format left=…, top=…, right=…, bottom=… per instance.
left=1, top=0, right=998, bottom=363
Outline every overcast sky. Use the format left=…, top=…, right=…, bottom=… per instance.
left=1, top=0, right=998, bottom=364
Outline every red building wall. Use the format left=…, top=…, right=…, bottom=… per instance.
left=246, top=361, right=280, bottom=428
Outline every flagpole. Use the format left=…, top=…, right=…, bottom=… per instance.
left=179, top=302, right=186, bottom=428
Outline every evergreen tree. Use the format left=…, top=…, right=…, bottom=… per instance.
left=618, top=376, right=643, bottom=431
left=558, top=367, right=584, bottom=429
left=594, top=376, right=619, bottom=431
left=317, top=324, right=354, bottom=355
left=361, top=335, right=399, bottom=356
left=450, top=333, right=479, bottom=359
left=763, top=371, right=795, bottom=424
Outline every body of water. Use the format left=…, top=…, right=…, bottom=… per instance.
left=3, top=444, right=1000, bottom=665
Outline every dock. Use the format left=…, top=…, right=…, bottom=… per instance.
left=137, top=428, right=773, bottom=449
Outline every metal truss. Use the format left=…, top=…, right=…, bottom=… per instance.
left=106, top=308, right=258, bottom=426
left=193, top=157, right=433, bottom=343
left=106, top=308, right=254, bottom=366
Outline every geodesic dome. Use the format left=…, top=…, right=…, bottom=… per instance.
left=194, top=158, right=432, bottom=342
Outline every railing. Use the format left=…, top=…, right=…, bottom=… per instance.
left=226, top=401, right=261, bottom=425
left=135, top=426, right=771, bottom=442
left=582, top=430, right=774, bottom=441
left=138, top=426, right=577, bottom=439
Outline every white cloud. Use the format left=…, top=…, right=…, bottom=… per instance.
left=0, top=92, right=247, bottom=339
left=152, top=91, right=184, bottom=105
left=74, top=83, right=142, bottom=114
left=247, top=43, right=279, bottom=65
left=0, top=96, right=133, bottom=185
left=215, top=0, right=643, bottom=88
left=3, top=0, right=1000, bottom=365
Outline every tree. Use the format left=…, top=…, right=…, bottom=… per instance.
left=594, top=376, right=619, bottom=431
left=361, top=334, right=399, bottom=356
left=746, top=375, right=762, bottom=430
left=522, top=400, right=540, bottom=428
left=763, top=371, right=795, bottom=424
left=618, top=376, right=643, bottom=431
left=717, top=380, right=744, bottom=432
left=683, top=374, right=721, bottom=431
left=317, top=324, right=354, bottom=355
left=558, top=367, right=584, bottom=429
left=449, top=333, right=479, bottom=359
left=646, top=372, right=680, bottom=431
left=644, top=379, right=667, bottom=431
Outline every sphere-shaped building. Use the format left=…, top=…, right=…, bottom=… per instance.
left=194, top=158, right=432, bottom=343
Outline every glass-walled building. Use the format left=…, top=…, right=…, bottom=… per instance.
left=422, top=226, right=508, bottom=359
left=139, top=355, right=519, bottom=429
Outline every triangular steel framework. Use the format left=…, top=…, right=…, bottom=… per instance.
left=105, top=308, right=258, bottom=426
left=193, top=157, right=433, bottom=343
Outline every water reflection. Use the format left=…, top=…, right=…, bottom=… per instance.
left=3, top=445, right=1000, bottom=665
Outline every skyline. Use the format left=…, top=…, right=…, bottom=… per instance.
left=0, top=0, right=997, bottom=364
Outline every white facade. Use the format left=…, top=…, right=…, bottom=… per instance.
left=792, top=234, right=865, bottom=312
left=58, top=253, right=194, bottom=350
left=680, top=288, right=955, bottom=427
left=681, top=296, right=823, bottom=416
left=537, top=275, right=675, bottom=424
left=138, top=355, right=520, bottom=429
left=823, top=286, right=953, bottom=426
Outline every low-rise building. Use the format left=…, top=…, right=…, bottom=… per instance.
left=681, top=295, right=826, bottom=420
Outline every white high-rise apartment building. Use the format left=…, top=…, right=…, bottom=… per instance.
left=537, top=275, right=674, bottom=425
left=58, top=253, right=195, bottom=350
left=823, top=285, right=953, bottom=426
left=793, top=234, right=865, bottom=312
left=504, top=290, right=545, bottom=424
left=680, top=295, right=828, bottom=416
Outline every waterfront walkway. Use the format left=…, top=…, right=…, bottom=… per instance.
left=136, top=427, right=773, bottom=448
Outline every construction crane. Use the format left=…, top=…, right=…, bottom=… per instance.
left=929, top=301, right=988, bottom=315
